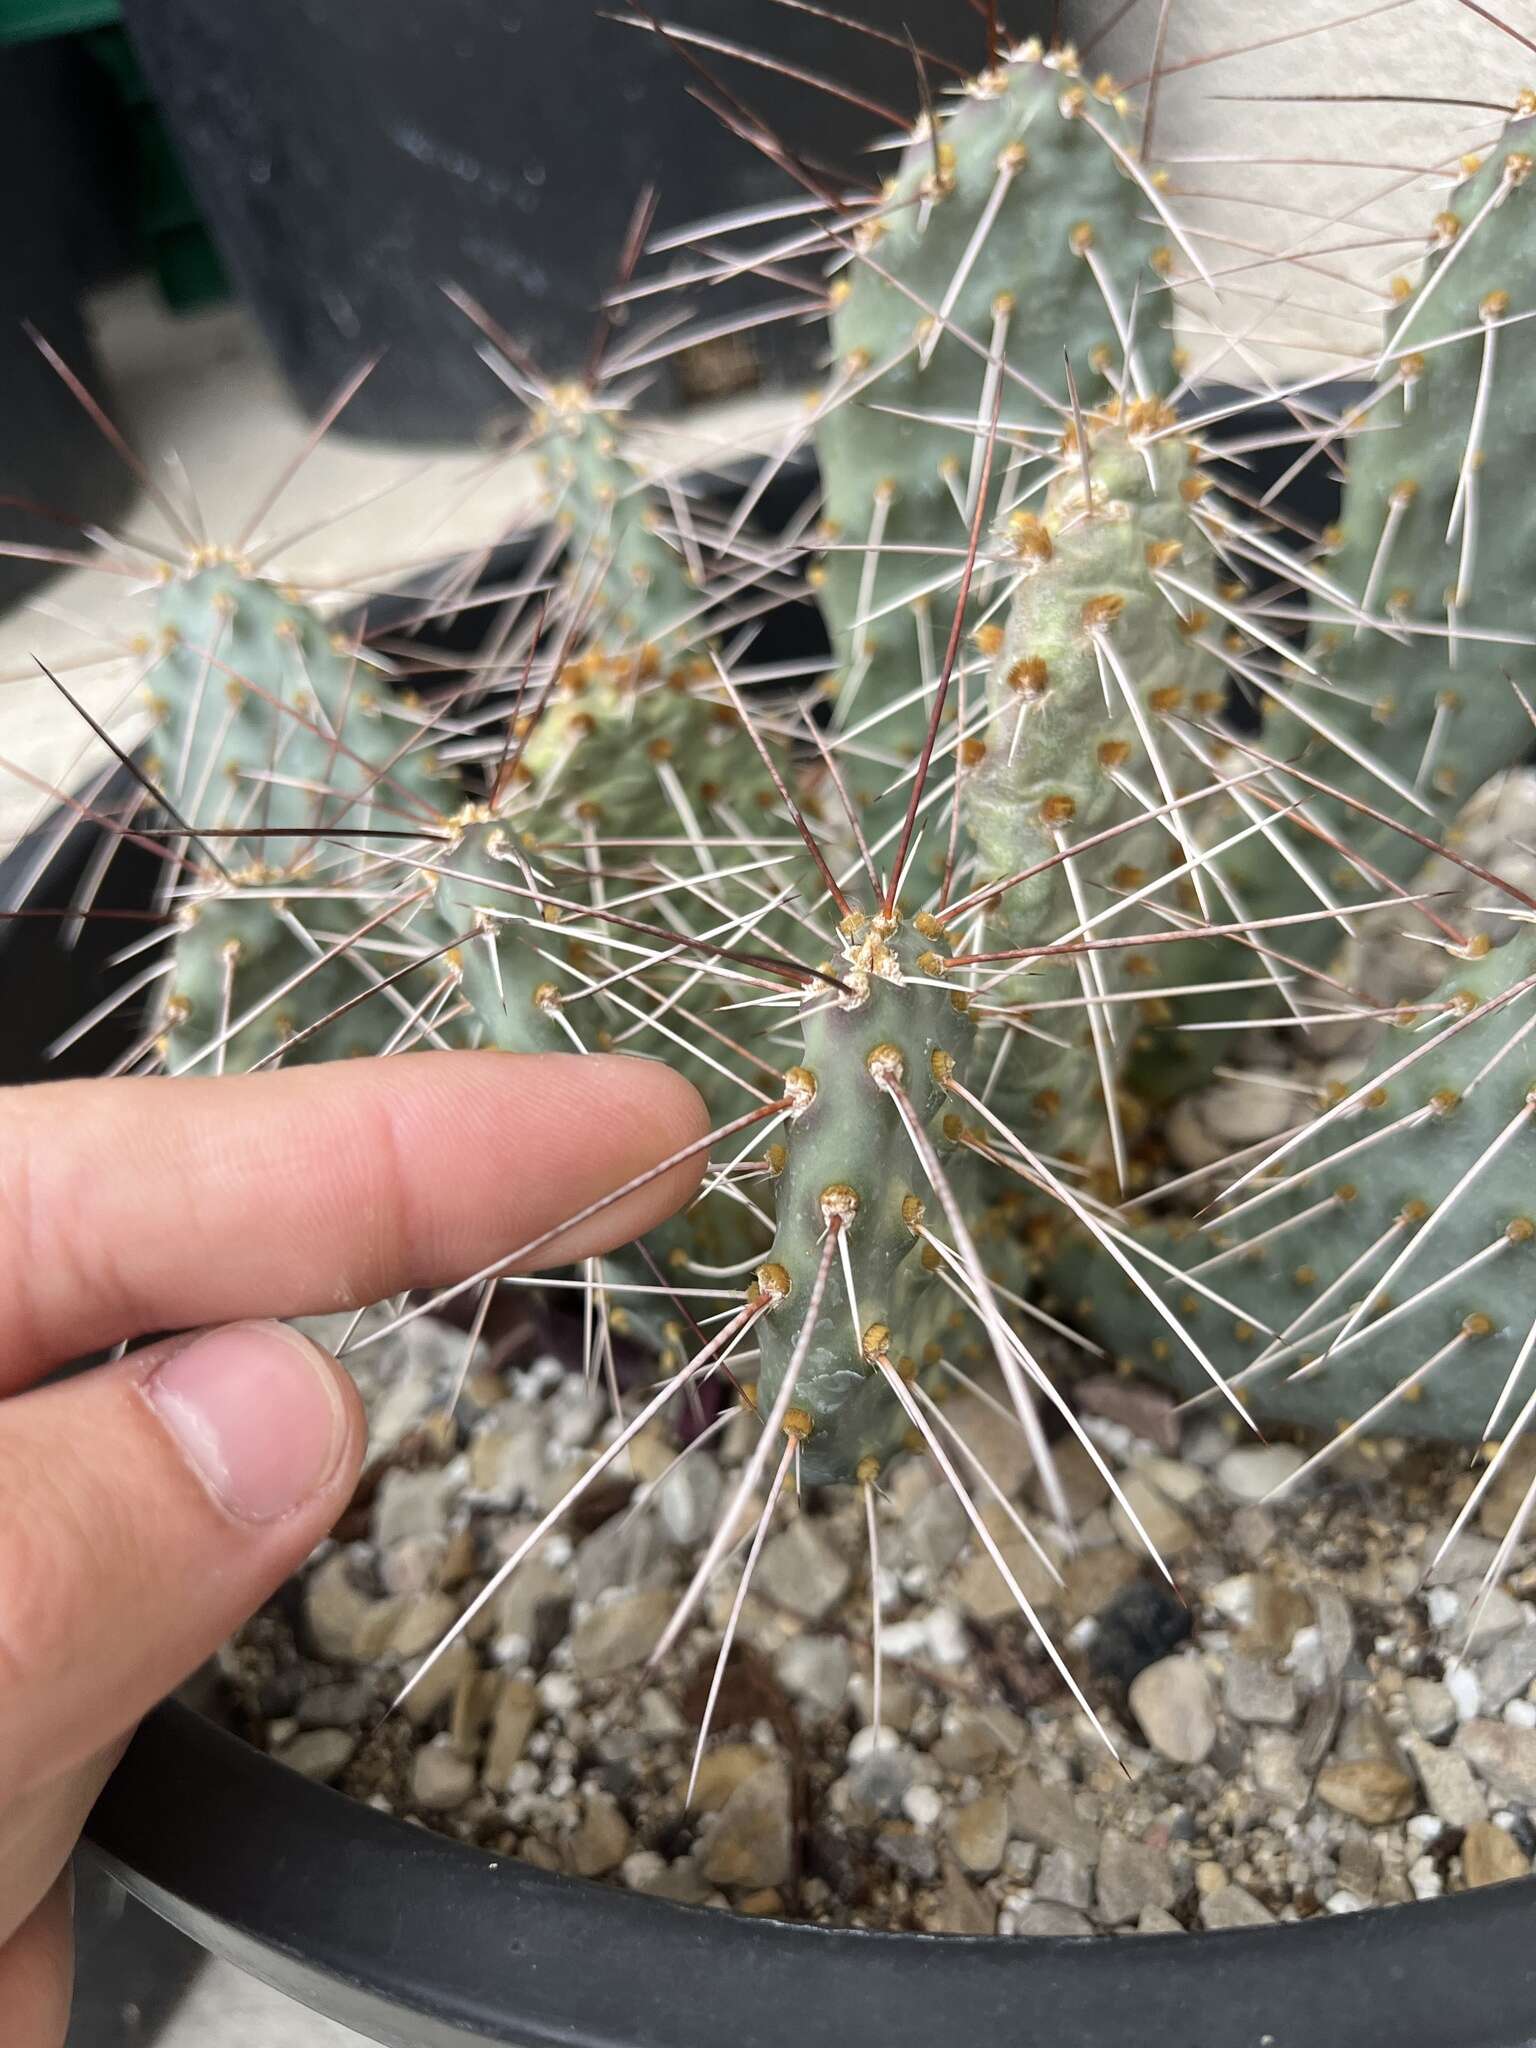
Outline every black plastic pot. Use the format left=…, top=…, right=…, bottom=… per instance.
left=117, top=0, right=1050, bottom=442
left=84, top=1700, right=1536, bottom=2048
left=0, top=39, right=136, bottom=605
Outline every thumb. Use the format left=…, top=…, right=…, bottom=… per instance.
left=0, top=1321, right=363, bottom=1806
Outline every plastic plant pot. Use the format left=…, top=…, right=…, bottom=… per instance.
left=116, top=0, right=1051, bottom=442
left=83, top=1698, right=1536, bottom=2048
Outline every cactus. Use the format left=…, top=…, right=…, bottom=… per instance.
left=147, top=558, right=455, bottom=843
left=957, top=401, right=1229, bottom=1179
left=815, top=39, right=1180, bottom=818
left=1141, top=118, right=1536, bottom=1081
left=25, top=10, right=1536, bottom=1826
left=141, top=561, right=465, bottom=1074
left=1054, top=922, right=1536, bottom=1445
left=750, top=905, right=979, bottom=1486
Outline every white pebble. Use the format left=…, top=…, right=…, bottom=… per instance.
left=1066, top=1617, right=1099, bottom=1652
left=1325, top=1889, right=1366, bottom=1915
left=622, top=1850, right=667, bottom=1889
left=544, top=1533, right=574, bottom=1568
left=925, top=1607, right=969, bottom=1667
left=1493, top=1809, right=1518, bottom=1830
left=1210, top=1575, right=1257, bottom=1628
left=1408, top=1814, right=1445, bottom=1844
left=848, top=1724, right=902, bottom=1760
left=1426, top=1586, right=1461, bottom=1631
left=1446, top=1663, right=1483, bottom=1721
left=1082, top=1415, right=1136, bottom=1460
left=538, top=1673, right=580, bottom=1713
left=1285, top=1626, right=1328, bottom=1694
left=491, top=1631, right=532, bottom=1669
left=902, top=1785, right=943, bottom=1828
left=880, top=1618, right=930, bottom=1658
left=1504, top=1699, right=1536, bottom=1729
left=1409, top=1856, right=1444, bottom=1901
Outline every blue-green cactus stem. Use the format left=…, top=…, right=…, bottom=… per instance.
left=815, top=41, right=1180, bottom=812
left=959, top=404, right=1226, bottom=1175
left=146, top=559, right=454, bottom=850
left=1056, top=924, right=1536, bottom=1443
left=752, top=906, right=987, bottom=1486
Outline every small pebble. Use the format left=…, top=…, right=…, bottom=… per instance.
left=903, top=1784, right=944, bottom=1830
left=1446, top=1663, right=1483, bottom=1722
left=944, top=1792, right=1008, bottom=1878
left=1129, top=1655, right=1218, bottom=1765
left=411, top=1737, right=477, bottom=1813
left=699, top=1764, right=794, bottom=1892
left=1455, top=1719, right=1536, bottom=1803
left=1199, top=1883, right=1276, bottom=1931
left=1094, top=1831, right=1177, bottom=1925
left=1315, top=1760, right=1417, bottom=1827
left=1009, top=1900, right=1093, bottom=1938
left=755, top=1516, right=852, bottom=1623
left=1461, top=1819, right=1532, bottom=1889
left=1216, top=1444, right=1307, bottom=1504
left=277, top=1729, right=356, bottom=1784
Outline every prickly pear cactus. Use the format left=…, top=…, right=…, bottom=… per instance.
left=816, top=41, right=1180, bottom=794
left=146, top=559, right=454, bottom=843
left=1061, top=924, right=1536, bottom=1441
left=162, top=871, right=459, bottom=1075
left=959, top=404, right=1226, bottom=1174
left=752, top=906, right=979, bottom=1485
left=1152, top=118, right=1536, bottom=1067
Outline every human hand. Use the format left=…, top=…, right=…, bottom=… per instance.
left=0, top=1050, right=705, bottom=2045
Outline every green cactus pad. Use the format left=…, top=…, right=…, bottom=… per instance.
left=816, top=42, right=1180, bottom=804
left=147, top=560, right=453, bottom=847
left=752, top=907, right=982, bottom=1485
left=1058, top=924, right=1536, bottom=1441
left=961, top=405, right=1225, bottom=1171
left=163, top=879, right=453, bottom=1074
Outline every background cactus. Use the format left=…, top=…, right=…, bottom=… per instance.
left=1139, top=120, right=1536, bottom=1083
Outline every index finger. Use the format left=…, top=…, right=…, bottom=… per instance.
left=0, top=1050, right=708, bottom=1383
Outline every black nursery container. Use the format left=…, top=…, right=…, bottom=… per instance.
left=116, top=0, right=1048, bottom=443
left=0, top=38, right=135, bottom=606
left=82, top=1699, right=1536, bottom=2048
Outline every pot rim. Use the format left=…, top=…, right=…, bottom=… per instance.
left=86, top=1699, right=1536, bottom=2048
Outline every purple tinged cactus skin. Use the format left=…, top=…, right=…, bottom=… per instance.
left=816, top=41, right=1180, bottom=804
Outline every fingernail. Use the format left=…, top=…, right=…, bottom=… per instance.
left=144, top=1322, right=348, bottom=1523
